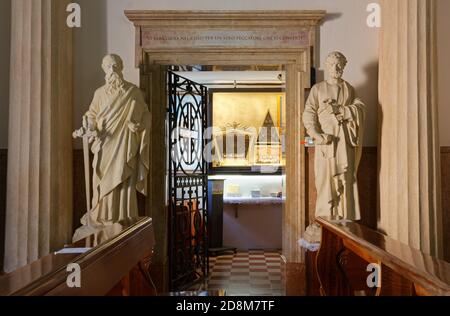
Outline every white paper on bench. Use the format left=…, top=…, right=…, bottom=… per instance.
left=54, top=248, right=92, bottom=255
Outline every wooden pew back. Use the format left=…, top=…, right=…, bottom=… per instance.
left=316, top=216, right=450, bottom=296
left=0, top=217, right=155, bottom=296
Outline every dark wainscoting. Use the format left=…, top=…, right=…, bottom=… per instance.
left=306, top=147, right=378, bottom=230
left=0, top=149, right=7, bottom=272
left=355, top=147, right=378, bottom=229
left=442, top=147, right=450, bottom=262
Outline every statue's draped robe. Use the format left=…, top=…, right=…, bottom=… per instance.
left=303, top=81, right=365, bottom=220
left=83, top=82, right=150, bottom=226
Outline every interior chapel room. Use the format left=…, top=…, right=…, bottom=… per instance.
left=0, top=0, right=449, bottom=297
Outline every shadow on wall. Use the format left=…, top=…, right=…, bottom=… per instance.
left=355, top=60, right=379, bottom=229
left=0, top=151, right=7, bottom=273
left=376, top=71, right=385, bottom=236
left=356, top=58, right=379, bottom=140
left=72, top=0, right=108, bottom=233
left=323, top=12, right=343, bottom=23
left=73, top=0, right=108, bottom=148
left=314, top=12, right=343, bottom=71
left=354, top=60, right=379, bottom=114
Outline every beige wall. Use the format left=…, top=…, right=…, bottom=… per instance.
left=73, top=0, right=379, bottom=146
left=437, top=0, right=450, bottom=146
left=0, top=0, right=10, bottom=149
left=73, top=0, right=108, bottom=149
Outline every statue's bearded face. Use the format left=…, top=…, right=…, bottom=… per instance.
left=326, top=59, right=345, bottom=80
left=102, top=56, right=125, bottom=95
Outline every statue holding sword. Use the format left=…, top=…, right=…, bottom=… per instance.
left=73, top=54, right=150, bottom=242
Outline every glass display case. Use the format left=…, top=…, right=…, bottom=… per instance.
left=209, top=175, right=285, bottom=205
left=209, top=89, right=286, bottom=174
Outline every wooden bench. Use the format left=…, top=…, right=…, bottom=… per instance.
left=0, top=217, right=155, bottom=296
left=315, top=216, right=450, bottom=296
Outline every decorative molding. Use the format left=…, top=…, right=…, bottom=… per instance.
left=126, top=10, right=326, bottom=71
left=125, top=10, right=327, bottom=25
left=142, top=49, right=310, bottom=87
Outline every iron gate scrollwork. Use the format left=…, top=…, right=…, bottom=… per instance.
left=168, top=71, right=209, bottom=291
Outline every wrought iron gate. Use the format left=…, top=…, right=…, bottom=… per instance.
left=168, top=71, right=209, bottom=291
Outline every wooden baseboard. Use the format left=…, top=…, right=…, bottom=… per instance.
left=0, top=149, right=7, bottom=273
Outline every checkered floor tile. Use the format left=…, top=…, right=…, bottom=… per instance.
left=191, top=250, right=284, bottom=296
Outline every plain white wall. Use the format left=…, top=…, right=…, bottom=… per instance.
left=437, top=0, right=450, bottom=147
left=0, top=0, right=11, bottom=149
left=73, top=0, right=380, bottom=146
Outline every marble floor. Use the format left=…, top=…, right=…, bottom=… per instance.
left=191, top=250, right=285, bottom=296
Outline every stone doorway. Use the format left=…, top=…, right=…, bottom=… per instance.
left=126, top=10, right=326, bottom=293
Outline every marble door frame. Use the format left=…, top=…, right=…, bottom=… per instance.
left=126, top=10, right=326, bottom=292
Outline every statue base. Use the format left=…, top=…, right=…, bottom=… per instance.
left=72, top=224, right=103, bottom=244
left=73, top=222, right=127, bottom=244
left=303, top=223, right=322, bottom=244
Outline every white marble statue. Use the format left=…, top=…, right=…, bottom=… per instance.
left=303, top=51, right=366, bottom=223
left=73, top=54, right=150, bottom=241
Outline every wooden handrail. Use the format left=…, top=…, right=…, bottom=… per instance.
left=315, top=216, right=450, bottom=296
left=0, top=217, right=155, bottom=296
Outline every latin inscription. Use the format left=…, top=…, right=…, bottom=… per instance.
left=142, top=29, right=311, bottom=49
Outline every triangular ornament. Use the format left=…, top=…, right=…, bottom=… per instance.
left=257, top=111, right=280, bottom=144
